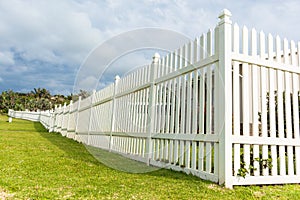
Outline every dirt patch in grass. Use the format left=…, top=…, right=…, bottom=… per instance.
left=0, top=189, right=14, bottom=200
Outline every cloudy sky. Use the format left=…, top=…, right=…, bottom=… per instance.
left=0, top=0, right=299, bottom=95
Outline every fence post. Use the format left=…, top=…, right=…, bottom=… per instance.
left=49, top=109, right=54, bottom=132
left=109, top=75, right=120, bottom=152
left=53, top=105, right=57, bottom=132
left=66, top=100, right=73, bottom=137
left=57, top=104, right=62, bottom=133
left=61, top=102, right=67, bottom=136
left=87, top=90, right=96, bottom=145
left=217, top=9, right=233, bottom=188
left=75, top=96, right=82, bottom=141
left=38, top=110, right=41, bottom=122
left=146, top=53, right=159, bottom=165
left=8, top=109, right=11, bottom=117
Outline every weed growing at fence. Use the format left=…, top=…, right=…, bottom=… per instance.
left=1, top=115, right=300, bottom=199
left=237, top=147, right=273, bottom=178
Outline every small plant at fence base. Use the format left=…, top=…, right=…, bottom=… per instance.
left=254, top=157, right=273, bottom=170
left=237, top=163, right=249, bottom=178
left=237, top=158, right=273, bottom=178
left=237, top=153, right=273, bottom=178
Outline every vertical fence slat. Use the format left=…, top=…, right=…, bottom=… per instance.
left=200, top=34, right=205, bottom=60
left=198, top=141, right=204, bottom=171
left=141, top=89, right=146, bottom=134
left=179, top=73, right=186, bottom=166
left=166, top=79, right=171, bottom=132
left=139, top=91, right=143, bottom=134
left=267, top=33, right=277, bottom=176
left=242, top=26, right=251, bottom=176
left=168, top=52, right=175, bottom=163
left=213, top=29, right=219, bottom=177
left=184, top=43, right=192, bottom=168
left=169, top=69, right=176, bottom=133
left=174, top=49, right=181, bottom=164
left=251, top=28, right=260, bottom=176
left=133, top=91, right=138, bottom=133
left=179, top=43, right=187, bottom=166
left=275, top=35, right=286, bottom=176
left=206, top=30, right=213, bottom=173
left=259, top=31, right=269, bottom=176
left=233, top=23, right=241, bottom=176
left=191, top=38, right=199, bottom=169
left=137, top=90, right=142, bottom=133
left=129, top=93, right=134, bottom=133
left=133, top=92, right=138, bottom=134
left=161, top=64, right=167, bottom=134
left=199, top=68, right=205, bottom=134
left=206, top=67, right=212, bottom=173
left=283, top=39, right=294, bottom=176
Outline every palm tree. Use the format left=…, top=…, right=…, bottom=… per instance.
left=31, top=88, right=51, bottom=99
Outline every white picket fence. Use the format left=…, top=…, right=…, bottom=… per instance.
left=8, top=9, right=300, bottom=188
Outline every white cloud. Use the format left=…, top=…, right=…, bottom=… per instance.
left=0, top=51, right=15, bottom=66
left=76, top=75, right=98, bottom=92
left=0, top=0, right=102, bottom=66
left=8, top=65, right=29, bottom=74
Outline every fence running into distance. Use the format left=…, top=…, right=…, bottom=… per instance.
left=9, top=10, right=300, bottom=188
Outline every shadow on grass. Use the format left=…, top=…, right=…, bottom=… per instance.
left=35, top=124, right=160, bottom=174
left=83, top=143, right=211, bottom=183
left=85, top=145, right=159, bottom=173
left=34, top=124, right=215, bottom=185
left=33, top=122, right=48, bottom=132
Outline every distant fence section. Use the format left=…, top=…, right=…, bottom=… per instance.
left=9, top=9, right=300, bottom=188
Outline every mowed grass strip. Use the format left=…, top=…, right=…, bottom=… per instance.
left=0, top=115, right=300, bottom=199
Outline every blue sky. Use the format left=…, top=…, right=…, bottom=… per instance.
left=0, top=0, right=300, bottom=95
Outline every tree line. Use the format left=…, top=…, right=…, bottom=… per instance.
left=0, top=88, right=90, bottom=114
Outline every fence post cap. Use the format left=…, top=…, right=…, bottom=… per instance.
left=218, top=9, right=232, bottom=24
left=219, top=9, right=232, bottom=18
left=152, top=53, right=160, bottom=63
left=115, top=75, right=121, bottom=81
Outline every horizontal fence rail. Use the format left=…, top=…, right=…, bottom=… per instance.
left=8, top=9, right=300, bottom=188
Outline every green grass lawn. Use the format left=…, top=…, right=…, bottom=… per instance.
left=0, top=115, right=300, bottom=199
